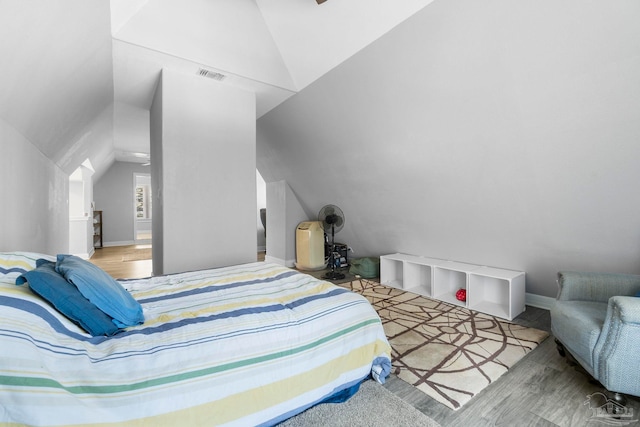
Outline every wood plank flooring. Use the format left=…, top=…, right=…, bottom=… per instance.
left=90, top=246, right=640, bottom=427
left=89, top=245, right=154, bottom=279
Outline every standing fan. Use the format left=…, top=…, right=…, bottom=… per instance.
left=318, top=204, right=345, bottom=280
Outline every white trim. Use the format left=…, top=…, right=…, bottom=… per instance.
left=264, top=255, right=296, bottom=268
left=264, top=255, right=284, bottom=265
left=103, top=240, right=135, bottom=247
left=525, top=293, right=555, bottom=310
left=73, top=248, right=94, bottom=260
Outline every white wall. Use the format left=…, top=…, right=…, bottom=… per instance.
left=256, top=0, right=435, bottom=90
left=68, top=164, right=95, bottom=258
left=257, top=0, right=640, bottom=298
left=0, top=1, right=113, bottom=172
left=113, top=102, right=151, bottom=159
left=151, top=69, right=257, bottom=275
left=0, top=118, right=69, bottom=255
left=114, top=0, right=294, bottom=92
left=265, top=180, right=308, bottom=267
left=69, top=180, right=84, bottom=217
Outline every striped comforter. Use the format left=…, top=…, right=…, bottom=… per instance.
left=0, top=262, right=391, bottom=426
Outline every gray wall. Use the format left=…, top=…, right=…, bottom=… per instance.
left=0, top=118, right=69, bottom=255
left=150, top=77, right=164, bottom=273
left=151, top=69, right=257, bottom=275
left=257, top=0, right=640, bottom=298
left=93, top=161, right=151, bottom=246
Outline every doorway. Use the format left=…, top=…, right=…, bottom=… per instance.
left=134, top=173, right=152, bottom=244
left=257, top=169, right=266, bottom=252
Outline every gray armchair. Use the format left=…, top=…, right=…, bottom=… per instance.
left=550, top=271, right=640, bottom=397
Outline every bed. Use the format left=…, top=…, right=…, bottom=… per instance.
left=0, top=252, right=391, bottom=426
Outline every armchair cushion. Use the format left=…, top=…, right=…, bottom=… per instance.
left=557, top=271, right=640, bottom=303
left=551, top=300, right=607, bottom=376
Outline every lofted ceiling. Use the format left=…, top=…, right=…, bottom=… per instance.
left=0, top=0, right=434, bottom=179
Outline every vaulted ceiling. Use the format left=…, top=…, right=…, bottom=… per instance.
left=0, top=0, right=434, bottom=179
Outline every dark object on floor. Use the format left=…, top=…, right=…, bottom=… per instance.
left=318, top=204, right=346, bottom=280
left=260, top=208, right=266, bottom=237
left=349, top=257, right=379, bottom=279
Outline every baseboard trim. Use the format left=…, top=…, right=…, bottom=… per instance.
left=103, top=240, right=135, bottom=247
left=526, top=293, right=555, bottom=310
left=73, top=250, right=94, bottom=260
left=264, top=255, right=296, bottom=268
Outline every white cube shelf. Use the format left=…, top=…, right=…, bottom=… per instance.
left=380, top=254, right=526, bottom=320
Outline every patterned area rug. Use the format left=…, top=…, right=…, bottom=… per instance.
left=339, top=279, right=548, bottom=410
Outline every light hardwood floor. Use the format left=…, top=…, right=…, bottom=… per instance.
left=89, top=246, right=266, bottom=279
left=90, top=246, right=640, bottom=427
left=89, top=245, right=154, bottom=279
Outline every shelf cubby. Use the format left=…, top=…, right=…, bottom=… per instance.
left=433, top=266, right=468, bottom=307
left=468, top=267, right=525, bottom=320
left=380, top=255, right=405, bottom=289
left=404, top=262, right=433, bottom=297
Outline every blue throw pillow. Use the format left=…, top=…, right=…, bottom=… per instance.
left=16, top=260, right=119, bottom=336
left=55, top=254, right=144, bottom=328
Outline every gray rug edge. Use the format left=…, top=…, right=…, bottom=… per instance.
left=278, top=379, right=441, bottom=427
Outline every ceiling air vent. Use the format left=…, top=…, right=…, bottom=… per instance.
left=197, top=68, right=226, bottom=81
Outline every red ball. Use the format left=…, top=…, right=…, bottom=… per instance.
left=455, top=289, right=466, bottom=302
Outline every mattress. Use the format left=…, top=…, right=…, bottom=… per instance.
left=0, top=260, right=391, bottom=426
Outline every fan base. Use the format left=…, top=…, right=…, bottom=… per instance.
left=323, top=271, right=345, bottom=280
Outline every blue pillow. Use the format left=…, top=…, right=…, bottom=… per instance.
left=55, top=254, right=144, bottom=328
left=16, top=260, right=119, bottom=336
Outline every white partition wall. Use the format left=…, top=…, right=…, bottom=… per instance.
left=150, top=69, right=257, bottom=275
left=265, top=180, right=308, bottom=267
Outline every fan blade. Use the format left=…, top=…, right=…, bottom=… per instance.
left=335, top=217, right=344, bottom=227
left=325, top=214, right=339, bottom=225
